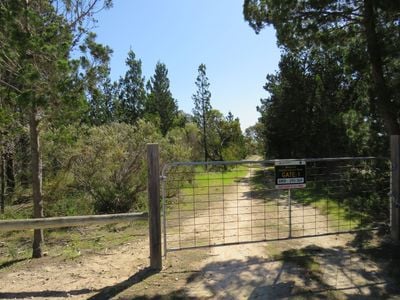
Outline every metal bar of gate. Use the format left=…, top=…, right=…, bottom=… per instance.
left=162, top=157, right=390, bottom=253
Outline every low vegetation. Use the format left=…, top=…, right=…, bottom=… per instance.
left=0, top=220, right=147, bottom=268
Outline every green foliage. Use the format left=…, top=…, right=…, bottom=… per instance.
left=162, top=127, right=193, bottom=163
left=192, top=63, right=212, bottom=161
left=46, top=192, right=93, bottom=217
left=0, top=1, right=74, bottom=108
left=244, top=122, right=264, bottom=156
left=207, top=110, right=247, bottom=161
left=67, top=121, right=159, bottom=213
left=181, top=122, right=202, bottom=161
left=258, top=52, right=382, bottom=158
left=65, top=121, right=192, bottom=214
left=160, top=127, right=194, bottom=197
left=40, top=124, right=89, bottom=215
left=192, top=65, right=246, bottom=161
left=293, top=160, right=390, bottom=227
left=79, top=32, right=114, bottom=126
left=114, top=50, right=146, bottom=125
left=145, top=62, right=178, bottom=136
left=243, top=0, right=400, bottom=136
left=0, top=204, right=33, bottom=220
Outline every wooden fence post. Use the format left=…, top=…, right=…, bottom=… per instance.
left=391, top=135, right=400, bottom=242
left=147, top=144, right=162, bottom=270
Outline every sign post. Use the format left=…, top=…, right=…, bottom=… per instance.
left=288, top=188, right=292, bottom=238
left=275, top=160, right=306, bottom=238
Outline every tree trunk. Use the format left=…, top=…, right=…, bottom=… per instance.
left=29, top=107, right=44, bottom=258
left=202, top=114, right=209, bottom=163
left=0, top=153, right=5, bottom=214
left=18, top=134, right=31, bottom=189
left=5, top=152, right=15, bottom=193
left=363, top=0, right=400, bottom=135
left=203, top=126, right=208, bottom=162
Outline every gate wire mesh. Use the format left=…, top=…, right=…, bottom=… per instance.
left=162, top=157, right=390, bottom=253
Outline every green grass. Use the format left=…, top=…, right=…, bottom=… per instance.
left=165, top=165, right=250, bottom=213
left=248, top=167, right=276, bottom=199
left=292, top=189, right=365, bottom=230
left=180, top=165, right=249, bottom=196
left=248, top=169, right=369, bottom=230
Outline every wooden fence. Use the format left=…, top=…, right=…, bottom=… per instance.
left=1, top=138, right=400, bottom=271
left=0, top=212, right=148, bottom=231
left=0, top=144, right=162, bottom=270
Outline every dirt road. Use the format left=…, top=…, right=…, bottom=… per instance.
left=0, top=171, right=398, bottom=299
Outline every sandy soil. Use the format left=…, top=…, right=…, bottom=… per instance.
left=0, top=171, right=398, bottom=299
left=170, top=172, right=397, bottom=299
left=0, top=238, right=150, bottom=299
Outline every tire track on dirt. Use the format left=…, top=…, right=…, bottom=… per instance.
left=177, top=171, right=395, bottom=299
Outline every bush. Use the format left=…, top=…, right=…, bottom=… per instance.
left=161, top=127, right=194, bottom=197
left=66, top=121, right=193, bottom=214
left=68, top=121, right=161, bottom=213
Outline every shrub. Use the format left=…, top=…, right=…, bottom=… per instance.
left=66, top=121, right=193, bottom=214
left=68, top=121, right=161, bottom=213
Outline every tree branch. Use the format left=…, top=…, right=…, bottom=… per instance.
left=0, top=79, right=22, bottom=93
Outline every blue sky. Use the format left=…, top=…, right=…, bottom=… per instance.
left=94, top=0, right=281, bottom=130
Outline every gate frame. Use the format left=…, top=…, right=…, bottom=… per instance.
left=162, top=156, right=391, bottom=255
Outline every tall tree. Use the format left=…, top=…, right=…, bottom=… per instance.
left=0, top=78, right=19, bottom=211
left=115, top=50, right=146, bottom=124
left=0, top=0, right=111, bottom=258
left=79, top=32, right=114, bottom=125
left=257, top=50, right=380, bottom=159
left=145, top=62, right=178, bottom=136
left=243, top=0, right=400, bottom=136
left=192, top=64, right=212, bottom=162
left=0, top=0, right=74, bottom=258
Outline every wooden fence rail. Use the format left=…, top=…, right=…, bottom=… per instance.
left=0, top=212, right=148, bottom=231
left=0, top=144, right=163, bottom=271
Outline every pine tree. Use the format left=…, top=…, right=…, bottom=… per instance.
left=145, top=62, right=178, bottom=136
left=115, top=50, right=146, bottom=124
left=0, top=0, right=112, bottom=258
left=79, top=32, right=114, bottom=125
left=243, top=0, right=400, bottom=135
left=192, top=64, right=212, bottom=162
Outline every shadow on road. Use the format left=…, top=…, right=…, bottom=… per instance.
left=0, top=267, right=158, bottom=300
left=132, top=235, right=400, bottom=299
left=0, top=258, right=29, bottom=270
left=87, top=267, right=158, bottom=300
left=0, top=288, right=95, bottom=299
left=2, top=234, right=399, bottom=299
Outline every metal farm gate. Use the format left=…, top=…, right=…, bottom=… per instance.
left=161, top=157, right=390, bottom=254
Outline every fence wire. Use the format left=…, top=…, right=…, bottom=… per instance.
left=162, top=158, right=390, bottom=253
